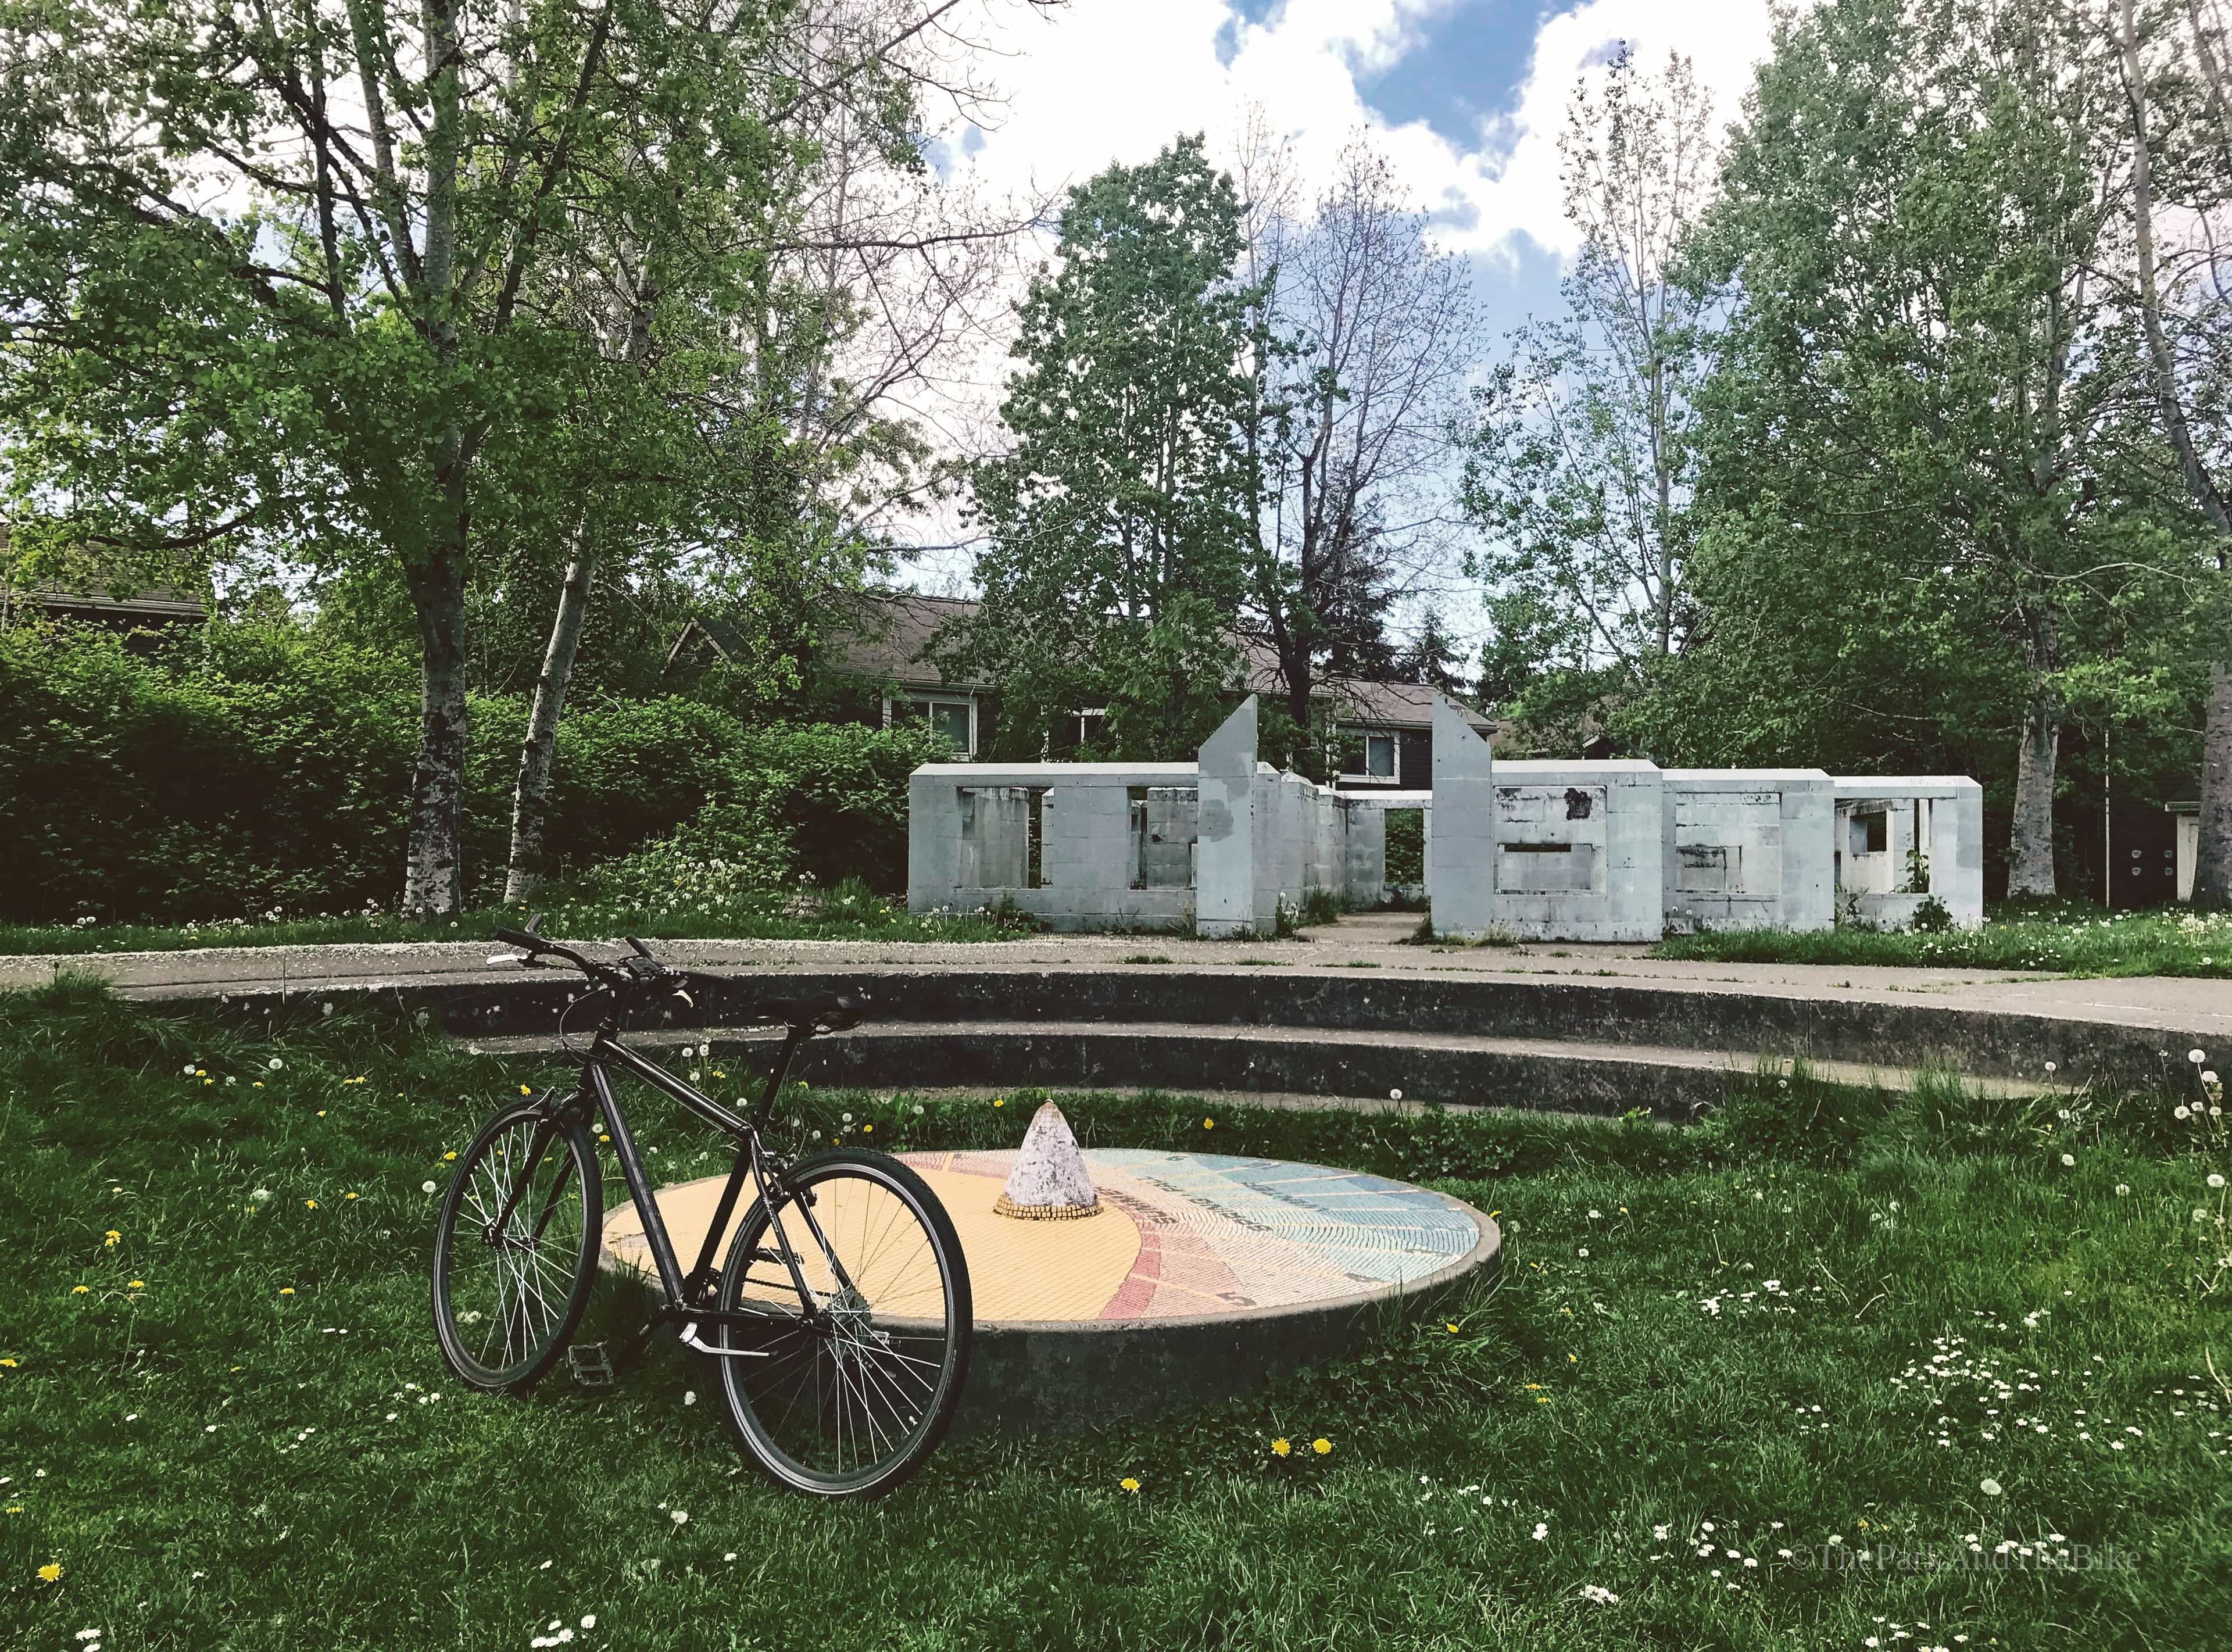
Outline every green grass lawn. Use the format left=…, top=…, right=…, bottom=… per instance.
left=5, top=981, right=2231, bottom=1649
left=1654, top=903, right=2232, bottom=979
left=0, top=885, right=1032, bottom=959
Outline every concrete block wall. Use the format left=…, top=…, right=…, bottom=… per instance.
left=1833, top=777, right=1985, bottom=929
left=1661, top=770, right=1834, bottom=934
left=1428, top=696, right=1499, bottom=940
left=907, top=699, right=1377, bottom=937
left=1489, top=760, right=1665, bottom=942
left=907, top=702, right=1985, bottom=941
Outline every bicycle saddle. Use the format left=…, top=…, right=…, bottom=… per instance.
left=754, top=992, right=865, bottom=1034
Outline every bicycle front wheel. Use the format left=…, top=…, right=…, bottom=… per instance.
left=431, top=1100, right=602, bottom=1393
left=713, top=1150, right=972, bottom=1497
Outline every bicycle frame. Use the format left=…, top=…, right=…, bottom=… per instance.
left=551, top=1017, right=853, bottom=1348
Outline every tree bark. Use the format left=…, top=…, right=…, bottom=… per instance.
left=2124, top=0, right=2232, bottom=907
left=2199, top=664, right=2232, bottom=907
left=403, top=532, right=470, bottom=916
left=2008, top=600, right=2062, bottom=899
left=504, top=534, right=597, bottom=903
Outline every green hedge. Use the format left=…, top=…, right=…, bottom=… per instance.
left=0, top=623, right=940, bottom=924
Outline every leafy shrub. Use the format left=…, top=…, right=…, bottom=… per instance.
left=0, top=620, right=948, bottom=923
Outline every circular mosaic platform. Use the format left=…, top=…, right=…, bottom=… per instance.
left=607, top=1149, right=1500, bottom=1435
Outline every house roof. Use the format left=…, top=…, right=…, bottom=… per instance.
left=824, top=591, right=983, bottom=690
left=830, top=590, right=1494, bottom=730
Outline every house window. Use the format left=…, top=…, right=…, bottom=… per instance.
left=1074, top=709, right=1110, bottom=749
left=1343, top=731, right=1398, bottom=782
left=890, top=694, right=974, bottom=755
left=1850, top=811, right=1887, bottom=856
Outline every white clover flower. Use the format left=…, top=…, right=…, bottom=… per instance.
left=1578, top=1584, right=1619, bottom=1604
left=2060, top=1153, right=2075, bottom=1167
left=2115, top=1183, right=2130, bottom=1196
left=183, top=1062, right=198, bottom=1075
left=1979, top=1478, right=2002, bottom=1496
left=1530, top=1522, right=1548, bottom=1540
left=581, top=1617, right=596, bottom=1630
left=671, top=1510, right=688, bottom=1524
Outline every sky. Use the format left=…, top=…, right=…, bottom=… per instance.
left=897, top=0, right=1785, bottom=607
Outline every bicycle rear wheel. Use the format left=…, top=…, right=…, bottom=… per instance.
left=431, top=1100, right=602, bottom=1393
left=712, top=1150, right=971, bottom=1497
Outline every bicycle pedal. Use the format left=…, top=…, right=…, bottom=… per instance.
left=567, top=1343, right=617, bottom=1391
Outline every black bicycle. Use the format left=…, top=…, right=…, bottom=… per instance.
left=429, top=920, right=972, bottom=1497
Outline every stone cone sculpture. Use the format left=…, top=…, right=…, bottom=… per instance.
left=994, top=1100, right=1101, bottom=1220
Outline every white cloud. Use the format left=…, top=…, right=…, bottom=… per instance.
left=952, top=0, right=1780, bottom=259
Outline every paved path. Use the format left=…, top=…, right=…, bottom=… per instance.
left=6, top=911, right=2227, bottom=1037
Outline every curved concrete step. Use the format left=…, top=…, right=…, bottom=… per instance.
left=472, top=1019, right=2043, bottom=1118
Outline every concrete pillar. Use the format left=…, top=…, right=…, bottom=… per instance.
left=1428, top=695, right=1497, bottom=939
left=1943, top=779, right=1986, bottom=928
left=1782, top=775, right=1836, bottom=931
left=907, top=770, right=963, bottom=913
left=1196, top=697, right=1260, bottom=938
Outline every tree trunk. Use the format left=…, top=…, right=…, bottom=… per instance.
left=504, top=536, right=597, bottom=903
left=2199, top=664, right=2232, bottom=908
left=2123, top=0, right=2232, bottom=908
left=403, top=535, right=470, bottom=916
left=2008, top=683, right=2061, bottom=900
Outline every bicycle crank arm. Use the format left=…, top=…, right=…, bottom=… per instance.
left=677, top=1321, right=774, bottom=1358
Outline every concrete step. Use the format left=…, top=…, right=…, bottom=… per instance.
left=467, top=1018, right=2042, bottom=1118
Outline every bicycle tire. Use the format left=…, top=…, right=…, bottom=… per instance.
left=431, top=1100, right=603, bottom=1393
left=711, top=1149, right=972, bottom=1497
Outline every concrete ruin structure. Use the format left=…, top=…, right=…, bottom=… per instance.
left=1832, top=776, right=1986, bottom=929
left=907, top=694, right=1987, bottom=938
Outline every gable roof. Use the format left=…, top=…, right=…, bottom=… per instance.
left=823, top=591, right=984, bottom=690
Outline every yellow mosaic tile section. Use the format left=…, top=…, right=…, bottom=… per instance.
left=606, top=1160, right=1142, bottom=1324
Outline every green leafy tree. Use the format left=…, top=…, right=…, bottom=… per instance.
left=1459, top=48, right=1716, bottom=744
left=949, top=136, right=1258, bottom=758
left=1673, top=0, right=2194, bottom=895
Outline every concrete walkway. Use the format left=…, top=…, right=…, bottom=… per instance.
left=6, top=911, right=2227, bottom=1039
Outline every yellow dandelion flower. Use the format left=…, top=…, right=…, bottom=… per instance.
left=443, top=1152, right=457, bottom=1161
left=993, top=1098, right=1004, bottom=1108
left=1271, top=1438, right=1292, bottom=1457
left=252, top=1081, right=263, bottom=1088
left=127, top=1280, right=144, bottom=1290
left=304, top=1199, right=319, bottom=1209
left=316, top=1110, right=327, bottom=1118
left=1119, top=1476, right=1140, bottom=1493
left=0, top=1357, right=17, bottom=1367
left=1311, top=1438, right=1331, bottom=1456
left=1446, top=1322, right=1460, bottom=1334
left=519, top=1085, right=532, bottom=1096
left=1203, top=1117, right=1214, bottom=1129
left=1568, top=1353, right=1578, bottom=1364
left=862, top=1124, right=873, bottom=1133
left=38, top=1562, right=62, bottom=1582
left=278, top=1288, right=295, bottom=1296
left=1536, top=1396, right=1551, bottom=1404
left=71, top=1285, right=88, bottom=1295
left=344, top=1192, right=358, bottom=1200
left=104, top=1230, right=121, bottom=1246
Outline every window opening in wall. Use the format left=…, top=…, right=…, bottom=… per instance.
left=1851, top=810, right=1888, bottom=856
left=1362, top=732, right=1396, bottom=779
left=892, top=693, right=974, bottom=755
left=1073, top=708, right=1109, bottom=749
left=1028, top=788, right=1049, bottom=888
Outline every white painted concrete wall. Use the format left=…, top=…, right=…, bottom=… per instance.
left=909, top=698, right=1378, bottom=935
left=907, top=707, right=1987, bottom=939
left=1661, top=770, right=1834, bottom=934
left=1832, top=777, right=1984, bottom=929
left=1427, top=696, right=1499, bottom=939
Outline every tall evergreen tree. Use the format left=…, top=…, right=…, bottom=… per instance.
left=951, top=137, right=1258, bottom=758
